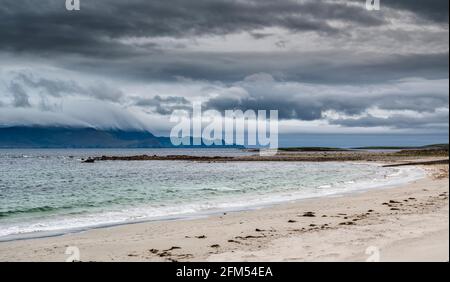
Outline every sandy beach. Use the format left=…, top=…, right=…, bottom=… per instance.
left=0, top=162, right=447, bottom=262
left=1, top=0, right=449, bottom=266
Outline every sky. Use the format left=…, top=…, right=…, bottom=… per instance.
left=0, top=0, right=449, bottom=146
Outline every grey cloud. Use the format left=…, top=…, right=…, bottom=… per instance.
left=14, top=73, right=124, bottom=102
left=204, top=92, right=449, bottom=132
left=329, top=111, right=449, bottom=130
left=205, top=92, right=448, bottom=121
left=0, top=0, right=384, bottom=57
left=374, top=95, right=448, bottom=112
left=85, top=83, right=124, bottom=102
left=1, top=1, right=447, bottom=86
left=58, top=51, right=449, bottom=85
left=0, top=100, right=148, bottom=131
left=275, top=40, right=288, bottom=48
left=205, top=95, right=323, bottom=120
left=346, top=0, right=449, bottom=23
left=0, top=0, right=448, bottom=135
left=133, top=95, right=191, bottom=115
left=249, top=32, right=274, bottom=40
left=203, top=77, right=448, bottom=125
left=16, top=73, right=84, bottom=97
left=383, top=0, right=449, bottom=22
left=9, top=82, right=31, bottom=108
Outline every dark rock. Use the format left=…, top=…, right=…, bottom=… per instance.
left=158, top=252, right=171, bottom=257
left=339, top=222, right=355, bottom=226
left=302, top=212, right=316, bottom=217
left=165, top=246, right=181, bottom=251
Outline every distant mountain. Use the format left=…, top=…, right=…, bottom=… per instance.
left=0, top=126, right=241, bottom=149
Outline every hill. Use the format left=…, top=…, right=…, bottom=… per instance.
left=0, top=126, right=239, bottom=148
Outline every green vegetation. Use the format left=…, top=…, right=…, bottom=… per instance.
left=352, top=146, right=413, bottom=150
left=277, top=144, right=448, bottom=156
left=277, top=147, right=350, bottom=152
left=352, top=144, right=449, bottom=151
left=420, top=144, right=449, bottom=150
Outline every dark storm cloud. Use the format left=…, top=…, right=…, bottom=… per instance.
left=0, top=0, right=384, bottom=57
left=383, top=0, right=449, bottom=22
left=1, top=0, right=447, bottom=84
left=206, top=95, right=323, bottom=120
left=64, top=51, right=448, bottom=84
left=0, top=0, right=448, bottom=134
left=204, top=92, right=448, bottom=121
left=1, top=0, right=446, bottom=60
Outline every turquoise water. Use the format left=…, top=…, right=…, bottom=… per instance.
left=0, top=149, right=423, bottom=240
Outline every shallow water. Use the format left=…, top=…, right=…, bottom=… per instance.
left=0, top=149, right=424, bottom=240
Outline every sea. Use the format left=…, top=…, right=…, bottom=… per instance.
left=0, top=148, right=424, bottom=241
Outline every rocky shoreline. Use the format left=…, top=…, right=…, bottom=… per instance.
left=82, top=149, right=449, bottom=164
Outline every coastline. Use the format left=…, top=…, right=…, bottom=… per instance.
left=0, top=162, right=424, bottom=242
left=0, top=163, right=447, bottom=262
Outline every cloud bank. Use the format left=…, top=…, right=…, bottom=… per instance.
left=0, top=0, right=448, bottom=137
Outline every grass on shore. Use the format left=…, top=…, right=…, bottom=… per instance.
left=353, top=144, right=449, bottom=150
left=277, top=147, right=350, bottom=152
left=276, top=144, right=449, bottom=154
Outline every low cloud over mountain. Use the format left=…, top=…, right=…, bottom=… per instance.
left=0, top=0, right=448, bottom=137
